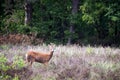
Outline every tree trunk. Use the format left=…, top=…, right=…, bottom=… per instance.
left=24, top=0, right=32, bottom=26
left=67, top=0, right=79, bottom=45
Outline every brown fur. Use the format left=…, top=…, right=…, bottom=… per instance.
left=26, top=49, right=54, bottom=66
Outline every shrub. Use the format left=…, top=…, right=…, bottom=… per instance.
left=0, top=53, right=11, bottom=80
left=0, top=53, right=26, bottom=80
left=12, top=56, right=25, bottom=69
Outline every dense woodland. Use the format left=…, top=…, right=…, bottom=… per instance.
left=0, top=0, right=120, bottom=46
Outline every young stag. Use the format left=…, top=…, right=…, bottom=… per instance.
left=26, top=46, right=54, bottom=67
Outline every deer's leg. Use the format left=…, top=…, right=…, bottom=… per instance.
left=29, top=59, right=35, bottom=68
left=44, top=62, right=48, bottom=66
left=44, top=62, right=49, bottom=71
left=25, top=58, right=29, bottom=64
left=30, top=61, right=33, bottom=66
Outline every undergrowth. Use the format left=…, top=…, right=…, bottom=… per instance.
left=0, top=44, right=120, bottom=80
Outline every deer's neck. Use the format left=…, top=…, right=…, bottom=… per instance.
left=49, top=51, right=54, bottom=60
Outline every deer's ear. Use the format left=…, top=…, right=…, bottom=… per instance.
left=49, top=45, right=52, bottom=50
left=49, top=45, right=54, bottom=51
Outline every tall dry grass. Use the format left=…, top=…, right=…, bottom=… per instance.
left=0, top=44, right=120, bottom=80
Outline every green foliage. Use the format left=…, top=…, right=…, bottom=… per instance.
left=12, top=56, right=25, bottom=69
left=16, top=25, right=31, bottom=34
left=0, top=54, right=11, bottom=80
left=0, top=74, right=11, bottom=80
left=82, top=14, right=94, bottom=24
left=106, top=2, right=120, bottom=22
left=12, top=75, right=19, bottom=80
left=0, top=0, right=120, bottom=45
left=0, top=54, right=10, bottom=71
left=1, top=9, right=24, bottom=34
left=92, top=61, right=117, bottom=72
left=86, top=46, right=94, bottom=55
left=80, top=0, right=107, bottom=24
left=0, top=53, right=25, bottom=80
left=0, top=45, right=10, bottom=50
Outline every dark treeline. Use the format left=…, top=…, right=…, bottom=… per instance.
left=0, top=0, right=120, bottom=46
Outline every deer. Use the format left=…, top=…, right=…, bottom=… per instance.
left=26, top=45, right=55, bottom=67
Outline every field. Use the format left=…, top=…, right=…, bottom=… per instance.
left=0, top=44, right=120, bottom=80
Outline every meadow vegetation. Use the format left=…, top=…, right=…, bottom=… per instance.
left=0, top=44, right=120, bottom=80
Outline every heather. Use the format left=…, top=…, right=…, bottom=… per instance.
left=0, top=44, right=120, bottom=80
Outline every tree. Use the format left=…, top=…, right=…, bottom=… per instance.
left=67, top=0, right=79, bottom=45
left=24, top=0, right=33, bottom=26
left=0, top=0, right=120, bottom=46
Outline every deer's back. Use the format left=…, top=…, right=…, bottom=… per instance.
left=27, top=51, right=51, bottom=63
